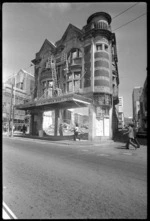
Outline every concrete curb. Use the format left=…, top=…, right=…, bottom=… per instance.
left=3, top=134, right=147, bottom=162
left=3, top=133, right=147, bottom=157
left=6, top=134, right=117, bottom=146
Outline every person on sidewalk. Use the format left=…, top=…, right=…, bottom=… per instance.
left=123, top=123, right=140, bottom=149
left=133, top=125, right=140, bottom=148
left=74, top=123, right=80, bottom=141
left=59, top=123, right=63, bottom=136
left=22, top=124, right=26, bottom=135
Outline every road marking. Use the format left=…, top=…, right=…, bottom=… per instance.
left=3, top=209, right=11, bottom=219
left=3, top=202, right=17, bottom=219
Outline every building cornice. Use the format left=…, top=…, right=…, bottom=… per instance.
left=82, top=29, right=112, bottom=41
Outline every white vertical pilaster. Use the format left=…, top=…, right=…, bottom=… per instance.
left=91, top=38, right=94, bottom=92
left=88, top=104, right=96, bottom=141
left=109, top=106, right=113, bottom=139
left=54, top=109, right=59, bottom=136
left=81, top=47, right=84, bottom=90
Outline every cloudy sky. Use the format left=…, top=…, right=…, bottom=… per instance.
left=3, top=2, right=147, bottom=117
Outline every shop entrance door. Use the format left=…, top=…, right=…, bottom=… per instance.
left=104, top=117, right=109, bottom=136
left=96, top=117, right=110, bottom=137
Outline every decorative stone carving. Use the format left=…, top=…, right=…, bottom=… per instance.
left=94, top=94, right=112, bottom=106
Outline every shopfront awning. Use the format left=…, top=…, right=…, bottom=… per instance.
left=15, top=93, right=92, bottom=111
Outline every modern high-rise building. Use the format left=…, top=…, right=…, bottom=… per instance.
left=132, top=86, right=143, bottom=128
left=16, top=12, right=120, bottom=141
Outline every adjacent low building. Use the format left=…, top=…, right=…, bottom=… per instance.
left=3, top=69, right=34, bottom=131
left=117, top=97, right=124, bottom=129
left=132, top=86, right=143, bottom=128
left=139, top=77, right=147, bottom=131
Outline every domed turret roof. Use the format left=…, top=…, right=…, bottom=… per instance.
left=87, top=12, right=112, bottom=24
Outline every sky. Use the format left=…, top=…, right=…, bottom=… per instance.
left=2, top=2, right=147, bottom=117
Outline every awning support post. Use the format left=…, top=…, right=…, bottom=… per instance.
left=54, top=109, right=59, bottom=136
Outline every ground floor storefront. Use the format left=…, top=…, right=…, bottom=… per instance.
left=15, top=93, right=118, bottom=141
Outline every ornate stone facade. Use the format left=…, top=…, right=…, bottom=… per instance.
left=16, top=12, right=120, bottom=140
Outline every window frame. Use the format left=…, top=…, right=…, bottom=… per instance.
left=104, top=44, right=108, bottom=52
left=96, top=44, right=103, bottom=51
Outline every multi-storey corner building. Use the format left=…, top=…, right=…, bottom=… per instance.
left=139, top=77, right=147, bottom=130
left=16, top=12, right=120, bottom=141
left=132, top=86, right=143, bottom=128
left=3, top=69, right=34, bottom=131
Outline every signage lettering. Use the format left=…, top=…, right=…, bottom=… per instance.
left=36, top=96, right=71, bottom=106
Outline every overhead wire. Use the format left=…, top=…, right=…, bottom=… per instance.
left=113, top=12, right=146, bottom=31
left=112, top=2, right=139, bottom=20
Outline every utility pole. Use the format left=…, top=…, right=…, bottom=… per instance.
left=8, top=83, right=13, bottom=136
left=11, top=101, right=14, bottom=137
left=11, top=76, right=16, bottom=137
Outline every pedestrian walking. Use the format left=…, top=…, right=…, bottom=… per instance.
left=22, top=124, right=26, bottom=134
left=123, top=123, right=140, bottom=149
left=59, top=123, right=63, bottom=136
left=133, top=125, right=140, bottom=148
left=74, top=123, right=80, bottom=141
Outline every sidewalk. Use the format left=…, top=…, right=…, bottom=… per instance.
left=5, top=131, right=116, bottom=147
left=3, top=132, right=147, bottom=158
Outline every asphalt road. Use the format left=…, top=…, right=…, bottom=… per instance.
left=3, top=137, right=147, bottom=219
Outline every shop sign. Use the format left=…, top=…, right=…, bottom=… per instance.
left=36, top=96, right=72, bottom=106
